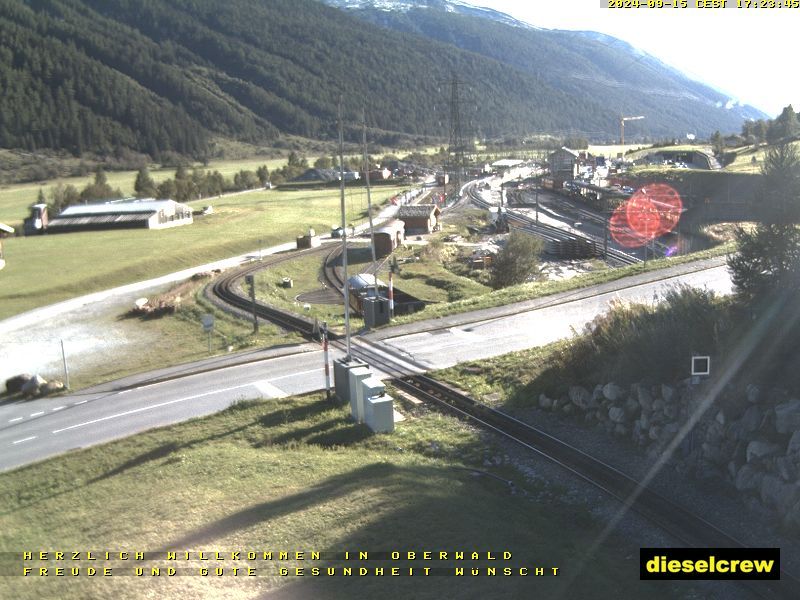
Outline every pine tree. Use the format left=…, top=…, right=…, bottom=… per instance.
left=727, top=143, right=800, bottom=306
left=134, top=167, right=157, bottom=198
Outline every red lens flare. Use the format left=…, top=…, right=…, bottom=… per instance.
left=610, top=184, right=683, bottom=248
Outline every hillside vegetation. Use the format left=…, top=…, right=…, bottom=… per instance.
left=326, top=0, right=765, bottom=138
left=0, top=0, right=766, bottom=161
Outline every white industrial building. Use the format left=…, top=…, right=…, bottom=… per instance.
left=47, top=199, right=194, bottom=233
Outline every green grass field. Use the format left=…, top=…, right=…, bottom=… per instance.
left=0, top=157, right=324, bottom=227
left=722, top=141, right=800, bottom=173
left=587, top=143, right=648, bottom=158
left=252, top=240, right=491, bottom=333
left=0, top=391, right=682, bottom=600
left=0, top=185, right=407, bottom=320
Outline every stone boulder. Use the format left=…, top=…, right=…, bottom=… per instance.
left=760, top=475, right=800, bottom=515
left=5, top=374, right=32, bottom=395
left=602, top=383, right=624, bottom=402
left=787, top=430, right=800, bottom=456
left=775, top=457, right=797, bottom=482
left=40, top=380, right=65, bottom=396
left=608, top=406, right=627, bottom=424
left=774, top=399, right=800, bottom=434
left=591, top=385, right=604, bottom=403
left=783, top=499, right=800, bottom=533
left=735, top=463, right=764, bottom=492
left=538, top=394, right=553, bottom=410
left=21, top=374, right=47, bottom=397
left=740, top=405, right=763, bottom=435
left=701, top=442, right=724, bottom=465
left=649, top=425, right=662, bottom=441
left=661, top=384, right=676, bottom=404
left=746, top=384, right=761, bottom=404
left=625, top=396, right=640, bottom=416
left=568, top=386, right=591, bottom=410
left=746, top=440, right=781, bottom=463
left=636, top=385, right=653, bottom=410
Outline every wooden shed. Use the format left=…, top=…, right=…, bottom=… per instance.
left=396, top=204, right=441, bottom=234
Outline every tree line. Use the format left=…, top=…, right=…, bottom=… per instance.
left=739, top=105, right=800, bottom=146
left=45, top=164, right=273, bottom=213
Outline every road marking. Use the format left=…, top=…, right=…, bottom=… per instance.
left=52, top=382, right=254, bottom=435
left=8, top=417, right=23, bottom=423
left=30, top=412, right=44, bottom=417
left=74, top=400, right=88, bottom=405
left=12, top=436, right=36, bottom=445
left=52, top=406, right=65, bottom=412
left=270, top=368, right=319, bottom=382
left=252, top=380, right=288, bottom=398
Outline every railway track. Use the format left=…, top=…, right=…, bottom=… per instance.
left=209, top=252, right=799, bottom=598
left=465, top=182, right=641, bottom=266
left=209, top=244, right=333, bottom=339
left=342, top=337, right=800, bottom=599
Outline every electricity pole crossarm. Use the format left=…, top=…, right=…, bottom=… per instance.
left=620, top=115, right=645, bottom=145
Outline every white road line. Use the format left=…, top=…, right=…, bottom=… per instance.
left=270, top=368, right=320, bottom=382
left=52, top=382, right=254, bottom=435
left=30, top=412, right=44, bottom=417
left=12, top=436, right=36, bottom=445
left=9, top=417, right=23, bottom=423
left=74, top=400, right=88, bottom=405
left=52, top=406, right=65, bottom=412
left=252, top=380, right=288, bottom=399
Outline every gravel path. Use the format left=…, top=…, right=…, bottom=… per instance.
left=0, top=241, right=295, bottom=384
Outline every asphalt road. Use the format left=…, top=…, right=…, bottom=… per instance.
left=381, top=263, right=732, bottom=368
left=0, top=259, right=733, bottom=472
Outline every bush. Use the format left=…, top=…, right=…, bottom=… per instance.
left=490, top=231, right=542, bottom=289
left=530, top=286, right=725, bottom=394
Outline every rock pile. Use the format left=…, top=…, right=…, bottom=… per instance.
left=538, top=381, right=800, bottom=531
left=4, top=374, right=64, bottom=397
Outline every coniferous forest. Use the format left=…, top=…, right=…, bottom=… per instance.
left=0, top=0, right=767, bottom=160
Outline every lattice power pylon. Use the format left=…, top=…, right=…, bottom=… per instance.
left=448, top=75, right=469, bottom=194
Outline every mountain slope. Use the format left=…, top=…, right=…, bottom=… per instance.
left=0, top=0, right=765, bottom=160
left=324, top=0, right=765, bottom=137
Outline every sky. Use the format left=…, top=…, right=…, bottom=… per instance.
left=473, top=0, right=798, bottom=118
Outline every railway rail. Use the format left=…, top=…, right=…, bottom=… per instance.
left=210, top=249, right=799, bottom=598
left=343, top=336, right=800, bottom=599
left=209, top=244, right=333, bottom=339
left=465, top=182, right=641, bottom=266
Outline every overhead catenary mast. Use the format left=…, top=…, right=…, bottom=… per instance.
left=362, top=109, right=379, bottom=300
left=338, top=100, right=352, bottom=360
left=448, top=75, right=468, bottom=196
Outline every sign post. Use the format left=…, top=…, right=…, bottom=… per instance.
left=201, top=314, right=215, bottom=353
left=245, top=274, right=258, bottom=333
left=389, top=256, right=401, bottom=319
left=322, top=321, right=331, bottom=402
left=60, top=339, right=70, bottom=390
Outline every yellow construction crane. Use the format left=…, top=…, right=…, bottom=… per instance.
left=620, top=115, right=645, bottom=145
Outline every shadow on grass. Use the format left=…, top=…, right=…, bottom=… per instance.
left=257, top=398, right=337, bottom=429
left=261, top=416, right=348, bottom=446
left=0, top=398, right=334, bottom=515
left=305, top=423, right=372, bottom=448
left=87, top=442, right=180, bottom=484
left=158, top=462, right=399, bottom=551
